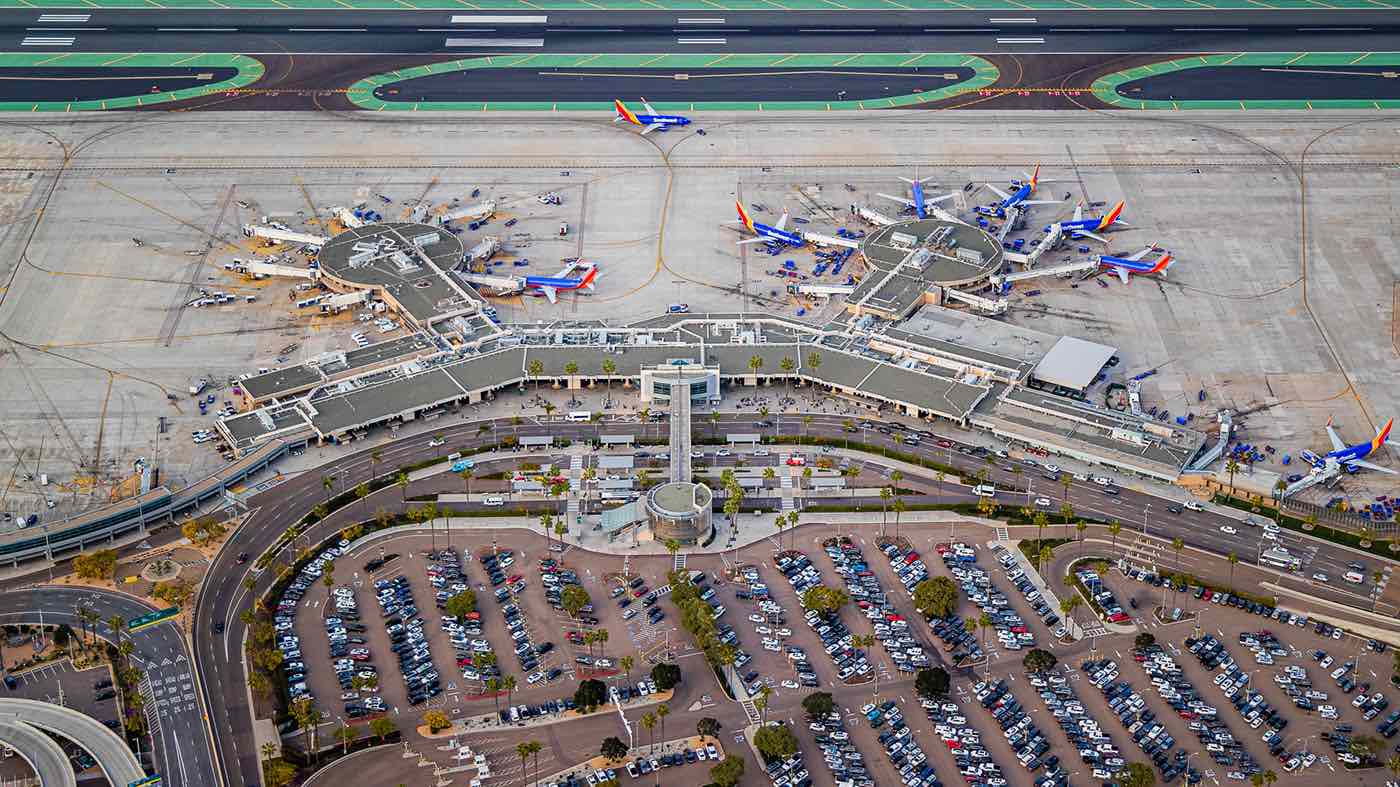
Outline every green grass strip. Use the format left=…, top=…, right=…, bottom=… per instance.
left=0, top=52, right=263, bottom=112
left=345, top=52, right=998, bottom=111
left=1091, top=51, right=1400, bottom=110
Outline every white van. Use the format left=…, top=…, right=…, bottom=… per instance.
left=1343, top=571, right=1365, bottom=584
left=973, top=485, right=997, bottom=498
left=482, top=496, right=505, bottom=507
left=1183, top=500, right=1202, bottom=511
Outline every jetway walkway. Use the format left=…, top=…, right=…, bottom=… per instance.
left=991, top=257, right=1096, bottom=286
left=943, top=288, right=1008, bottom=315
left=1185, top=410, right=1234, bottom=473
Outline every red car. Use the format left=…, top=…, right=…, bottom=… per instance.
left=786, top=456, right=806, bottom=466
left=507, top=574, right=522, bottom=585
left=936, top=440, right=953, bottom=448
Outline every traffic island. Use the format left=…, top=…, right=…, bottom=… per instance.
left=346, top=53, right=999, bottom=112
left=0, top=53, right=263, bottom=112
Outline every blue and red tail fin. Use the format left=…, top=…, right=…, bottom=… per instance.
left=1098, top=200, right=1125, bottom=231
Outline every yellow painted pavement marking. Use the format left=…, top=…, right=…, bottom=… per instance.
left=1221, top=52, right=1246, bottom=65
left=1350, top=52, right=1372, bottom=64
left=102, top=53, right=136, bottom=66
left=1284, top=52, right=1309, bottom=64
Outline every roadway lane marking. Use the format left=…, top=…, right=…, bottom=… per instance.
left=289, top=27, right=366, bottom=31
left=451, top=15, right=548, bottom=23
left=926, top=27, right=997, bottom=32
left=678, top=38, right=726, bottom=44
left=1299, top=27, right=1371, bottom=31
left=1263, top=66, right=1397, bottom=78
left=1049, top=27, right=1124, bottom=32
left=37, top=14, right=89, bottom=21
left=677, top=17, right=725, bottom=24
left=1173, top=27, right=1247, bottom=31
left=159, top=27, right=238, bottom=31
left=996, top=37, right=1044, bottom=44
left=798, top=28, right=875, bottom=32
left=989, top=17, right=1037, bottom=23
left=21, top=36, right=74, bottom=46
left=25, top=26, right=104, bottom=30
left=446, top=38, right=545, bottom=47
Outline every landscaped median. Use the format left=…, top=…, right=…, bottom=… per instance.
left=345, top=53, right=998, bottom=112
left=0, top=53, right=263, bottom=112
left=1092, top=52, right=1400, bottom=111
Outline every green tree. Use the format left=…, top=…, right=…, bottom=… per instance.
left=1022, top=648, right=1058, bottom=673
left=651, top=662, right=681, bottom=690
left=711, top=756, right=746, bottom=787
left=574, top=678, right=607, bottom=711
left=1120, top=761, right=1156, bottom=787
left=423, top=709, right=451, bottom=733
left=561, top=585, right=592, bottom=618
left=696, top=717, right=721, bottom=740
left=1134, top=632, right=1157, bottom=649
left=73, top=550, right=118, bottom=581
left=528, top=358, right=545, bottom=388
left=912, top=576, right=959, bottom=619
left=641, top=712, right=657, bottom=753
left=445, top=590, right=477, bottom=619
left=601, top=736, right=629, bottom=763
left=370, top=717, right=396, bottom=743
left=915, top=667, right=950, bottom=697
left=753, top=724, right=799, bottom=762
left=802, top=691, right=835, bottom=720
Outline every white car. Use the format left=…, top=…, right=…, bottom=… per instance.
left=1043, top=464, right=1060, bottom=473
left=1219, top=525, right=1238, bottom=535
left=1312, top=572, right=1329, bottom=582
left=781, top=679, right=799, bottom=689
left=1034, top=497, right=1052, bottom=508
left=527, top=671, right=545, bottom=685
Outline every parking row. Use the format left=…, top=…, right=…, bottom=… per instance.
left=1136, top=641, right=1260, bottom=778
left=920, top=693, right=1011, bottom=787
left=989, top=543, right=1063, bottom=635
left=775, top=550, right=871, bottom=684
left=1037, top=663, right=1125, bottom=781
left=940, top=543, right=1035, bottom=653
left=828, top=536, right=931, bottom=673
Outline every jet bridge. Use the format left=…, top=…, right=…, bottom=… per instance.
left=990, top=257, right=1097, bottom=286
left=242, top=224, right=329, bottom=249
left=942, top=288, right=1008, bottom=315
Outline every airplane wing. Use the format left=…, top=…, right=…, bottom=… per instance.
left=641, top=123, right=663, bottom=135
left=737, top=237, right=769, bottom=246
left=1325, top=419, right=1348, bottom=452
left=538, top=285, right=558, bottom=304
left=1345, top=459, right=1397, bottom=475
left=877, top=193, right=916, bottom=209
left=773, top=212, right=790, bottom=232
left=641, top=98, right=659, bottom=116
left=1073, top=204, right=1084, bottom=222
left=923, top=192, right=956, bottom=208
left=985, top=184, right=1010, bottom=200
left=1018, top=199, right=1061, bottom=206
left=1072, top=229, right=1109, bottom=244
left=1126, top=246, right=1155, bottom=262
left=553, top=261, right=580, bottom=278
left=1113, top=267, right=1129, bottom=285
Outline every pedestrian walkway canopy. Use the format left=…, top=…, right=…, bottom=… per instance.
left=1031, top=336, right=1117, bottom=393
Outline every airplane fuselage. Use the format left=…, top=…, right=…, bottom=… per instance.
left=752, top=223, right=805, bottom=247
left=636, top=113, right=689, bottom=129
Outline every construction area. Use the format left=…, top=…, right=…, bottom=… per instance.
left=0, top=111, right=1396, bottom=529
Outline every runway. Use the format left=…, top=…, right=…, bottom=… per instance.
left=0, top=66, right=235, bottom=102
left=3, top=8, right=1400, bottom=108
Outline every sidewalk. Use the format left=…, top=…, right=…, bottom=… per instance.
left=994, top=539, right=1085, bottom=642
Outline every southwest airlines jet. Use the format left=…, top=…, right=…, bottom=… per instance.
left=524, top=261, right=598, bottom=303
left=1300, top=417, right=1396, bottom=475
left=978, top=164, right=1061, bottom=217
left=613, top=98, right=691, bottom=135
left=1091, top=245, right=1173, bottom=284
left=877, top=169, right=955, bottom=219
left=734, top=202, right=804, bottom=247
left=1046, top=200, right=1128, bottom=244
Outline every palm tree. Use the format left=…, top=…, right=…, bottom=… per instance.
left=893, top=498, right=907, bottom=541
left=355, top=481, right=370, bottom=520
left=1058, top=597, right=1076, bottom=637
left=1060, top=502, right=1074, bottom=540
left=395, top=472, right=409, bottom=506
left=1108, top=520, right=1121, bottom=552
left=774, top=514, right=785, bottom=549
left=528, top=358, right=545, bottom=389
left=106, top=615, right=125, bottom=649
left=641, top=712, right=657, bottom=753
left=620, top=655, right=635, bottom=683
left=788, top=511, right=799, bottom=549
left=1261, top=769, right=1277, bottom=787
left=1075, top=520, right=1087, bottom=545
left=802, top=415, right=813, bottom=440
left=1225, top=457, right=1241, bottom=495
left=1038, top=545, right=1053, bottom=574
left=879, top=487, right=892, bottom=537
left=503, top=674, right=518, bottom=709
left=665, top=539, right=680, bottom=566
left=424, top=501, right=440, bottom=551
left=370, top=448, right=382, bottom=483
left=601, top=358, right=617, bottom=406
left=657, top=702, right=670, bottom=742
left=1227, top=551, right=1239, bottom=590
left=321, top=474, right=335, bottom=506
left=529, top=740, right=543, bottom=787
left=854, top=633, right=879, bottom=697
left=487, top=677, right=501, bottom=713
left=805, top=350, right=822, bottom=396
left=516, top=741, right=532, bottom=786
left=779, top=356, right=796, bottom=405
left=747, top=354, right=763, bottom=384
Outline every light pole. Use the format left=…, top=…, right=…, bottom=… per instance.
left=1141, top=504, right=1151, bottom=539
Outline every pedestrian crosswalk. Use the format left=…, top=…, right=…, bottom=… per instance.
left=673, top=551, right=687, bottom=571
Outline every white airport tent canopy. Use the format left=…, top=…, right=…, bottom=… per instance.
left=1032, top=336, right=1117, bottom=392
left=597, top=455, right=634, bottom=470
